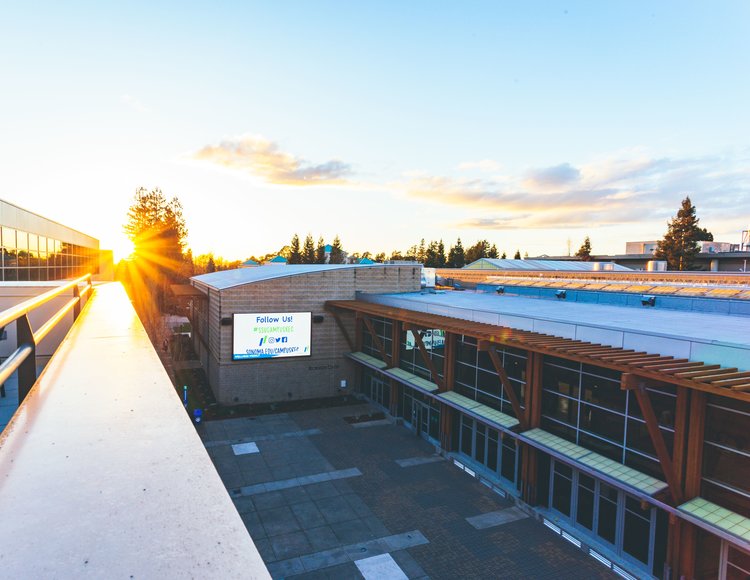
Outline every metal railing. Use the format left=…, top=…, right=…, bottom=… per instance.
left=0, top=274, right=92, bottom=403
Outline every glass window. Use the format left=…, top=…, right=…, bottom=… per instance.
left=580, top=404, right=625, bottom=445
left=542, top=392, right=579, bottom=426
left=597, top=483, right=618, bottom=545
left=581, top=374, right=625, bottom=412
left=623, top=496, right=651, bottom=565
left=487, top=430, right=499, bottom=472
left=543, top=364, right=580, bottom=398
left=576, top=473, right=595, bottom=530
left=552, top=462, right=573, bottom=516
left=2, top=227, right=16, bottom=249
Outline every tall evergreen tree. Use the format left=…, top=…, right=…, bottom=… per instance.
left=288, top=234, right=302, bottom=264
left=488, top=244, right=499, bottom=259
left=436, top=239, right=447, bottom=267
left=315, top=237, right=326, bottom=263
left=447, top=238, right=465, bottom=268
left=303, top=234, right=316, bottom=264
left=575, top=236, right=592, bottom=261
left=417, top=239, right=427, bottom=264
left=655, top=196, right=711, bottom=270
left=329, top=235, right=345, bottom=263
left=501, top=251, right=507, bottom=259
left=513, top=249, right=521, bottom=259
left=465, top=240, right=490, bottom=264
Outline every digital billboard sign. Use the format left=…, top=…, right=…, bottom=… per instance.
left=233, top=312, right=312, bottom=360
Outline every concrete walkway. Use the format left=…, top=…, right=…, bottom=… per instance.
left=202, top=403, right=615, bottom=579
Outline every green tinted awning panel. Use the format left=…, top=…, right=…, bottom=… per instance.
left=579, top=453, right=666, bottom=496
left=348, top=351, right=388, bottom=369
left=437, top=391, right=519, bottom=430
left=383, top=367, right=439, bottom=393
left=679, top=498, right=750, bottom=543
left=438, top=391, right=481, bottom=409
left=523, top=428, right=667, bottom=496
left=523, top=429, right=590, bottom=460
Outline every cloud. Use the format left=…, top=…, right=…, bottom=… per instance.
left=193, top=135, right=352, bottom=186
left=523, top=162, right=580, bottom=191
left=458, top=159, right=501, bottom=172
left=401, top=151, right=750, bottom=230
left=120, top=94, right=150, bottom=113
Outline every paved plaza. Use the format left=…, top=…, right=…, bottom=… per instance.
left=201, top=402, right=615, bottom=579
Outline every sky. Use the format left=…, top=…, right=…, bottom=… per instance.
left=1, top=1, right=749, bottom=262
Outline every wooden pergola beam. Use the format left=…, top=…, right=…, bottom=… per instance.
left=622, top=373, right=683, bottom=504
left=361, top=315, right=391, bottom=366
left=486, top=347, right=527, bottom=430
left=405, top=324, right=445, bottom=391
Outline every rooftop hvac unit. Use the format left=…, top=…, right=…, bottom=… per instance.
left=647, top=260, right=667, bottom=272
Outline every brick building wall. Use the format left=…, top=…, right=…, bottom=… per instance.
left=201, top=266, right=419, bottom=404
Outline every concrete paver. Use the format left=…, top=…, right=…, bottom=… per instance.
left=202, top=402, right=615, bottom=579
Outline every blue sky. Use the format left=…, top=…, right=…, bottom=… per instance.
left=1, top=1, right=748, bottom=260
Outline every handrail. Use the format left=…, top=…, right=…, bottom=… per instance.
left=0, top=273, right=92, bottom=404
left=0, top=274, right=91, bottom=329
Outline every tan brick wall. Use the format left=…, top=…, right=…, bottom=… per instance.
left=206, top=266, right=419, bottom=404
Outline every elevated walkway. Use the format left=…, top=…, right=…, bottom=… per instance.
left=0, top=283, right=269, bottom=578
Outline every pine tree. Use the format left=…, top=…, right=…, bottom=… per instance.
left=315, top=237, right=326, bottom=263
left=655, top=196, right=711, bottom=270
left=288, top=234, right=302, bottom=264
left=447, top=238, right=465, bottom=268
left=417, top=239, right=427, bottom=264
left=488, top=244, right=499, bottom=259
left=329, top=235, right=345, bottom=264
left=513, top=249, right=521, bottom=259
left=501, top=251, right=507, bottom=259
left=575, top=236, right=592, bottom=261
left=436, top=240, right=446, bottom=267
left=303, top=234, right=316, bottom=264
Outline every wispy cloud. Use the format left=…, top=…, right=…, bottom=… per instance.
left=401, top=151, right=750, bottom=230
left=120, top=94, right=150, bottom=113
left=193, top=135, right=352, bottom=186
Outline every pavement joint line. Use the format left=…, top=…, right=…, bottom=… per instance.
left=395, top=455, right=445, bottom=468
left=466, top=506, right=529, bottom=530
left=266, top=530, right=429, bottom=577
left=231, top=467, right=362, bottom=496
left=203, top=428, right=322, bottom=448
left=351, top=418, right=394, bottom=429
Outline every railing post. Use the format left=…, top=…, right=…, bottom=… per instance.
left=17, top=315, right=36, bottom=404
left=73, top=284, right=81, bottom=320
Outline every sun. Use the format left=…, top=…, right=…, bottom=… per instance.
left=112, top=236, right=136, bottom=262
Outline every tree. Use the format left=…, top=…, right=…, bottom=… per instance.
left=329, top=235, right=345, bottom=264
left=501, top=251, right=507, bottom=259
left=436, top=240, right=446, bottom=267
left=466, top=240, right=490, bottom=264
left=123, top=187, right=188, bottom=317
left=303, top=234, right=316, bottom=264
left=124, top=187, right=187, bottom=278
left=488, top=244, right=499, bottom=259
left=417, top=239, right=427, bottom=264
left=655, top=196, right=711, bottom=270
left=288, top=234, right=302, bottom=264
left=206, top=255, right=216, bottom=273
left=374, top=252, right=386, bottom=263
left=315, top=237, right=326, bottom=264
left=447, top=238, right=465, bottom=268
left=575, top=236, right=592, bottom=261
left=513, top=249, right=521, bottom=259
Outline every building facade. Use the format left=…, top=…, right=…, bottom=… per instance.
left=330, top=281, right=750, bottom=579
left=0, top=199, right=100, bottom=281
left=189, top=264, right=421, bottom=405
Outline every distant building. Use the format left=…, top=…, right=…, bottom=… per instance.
left=264, top=255, right=287, bottom=265
left=0, top=199, right=100, bottom=281
left=240, top=259, right=259, bottom=268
